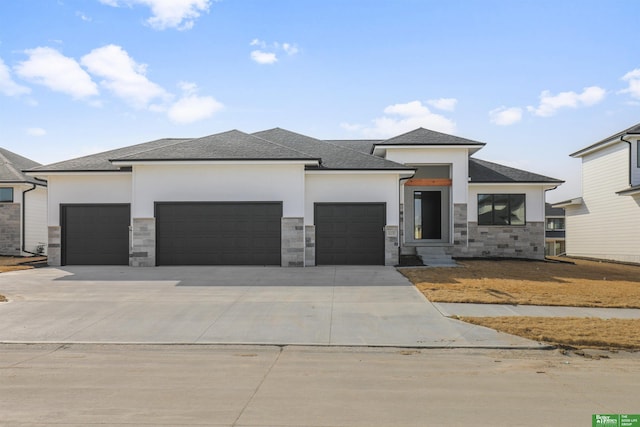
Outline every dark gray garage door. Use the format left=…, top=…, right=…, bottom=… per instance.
left=61, top=204, right=130, bottom=265
left=315, top=203, right=385, bottom=265
left=155, top=202, right=282, bottom=266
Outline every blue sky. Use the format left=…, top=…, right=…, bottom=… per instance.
left=1, top=0, right=639, bottom=202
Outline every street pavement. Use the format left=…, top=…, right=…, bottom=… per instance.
left=0, top=343, right=637, bottom=426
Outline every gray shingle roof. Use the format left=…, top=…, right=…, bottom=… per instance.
left=0, top=148, right=43, bottom=184
left=254, top=129, right=410, bottom=170
left=29, top=138, right=190, bottom=172
left=377, top=127, right=486, bottom=147
left=326, top=140, right=382, bottom=155
left=113, top=130, right=319, bottom=163
left=469, top=158, right=563, bottom=183
left=571, top=122, right=640, bottom=157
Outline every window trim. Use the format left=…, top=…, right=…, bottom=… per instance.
left=477, top=193, right=526, bottom=226
left=0, top=187, right=14, bottom=203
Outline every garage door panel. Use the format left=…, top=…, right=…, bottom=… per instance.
left=62, top=204, right=130, bottom=265
left=156, top=202, right=281, bottom=266
left=315, top=203, right=385, bottom=265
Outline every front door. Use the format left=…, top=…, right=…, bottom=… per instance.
left=414, top=190, right=442, bottom=240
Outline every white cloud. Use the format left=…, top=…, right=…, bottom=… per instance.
left=489, top=106, right=523, bottom=126
left=81, top=44, right=169, bottom=109
left=76, top=11, right=92, bottom=21
left=250, top=50, right=278, bottom=65
left=427, top=97, right=457, bottom=111
left=527, top=86, right=606, bottom=117
left=0, top=57, right=31, bottom=96
left=343, top=100, right=456, bottom=138
left=26, top=127, right=46, bottom=136
left=99, top=0, right=211, bottom=30
left=167, top=81, right=223, bottom=124
left=620, top=68, right=640, bottom=99
left=249, top=39, right=299, bottom=64
left=15, top=47, right=98, bottom=99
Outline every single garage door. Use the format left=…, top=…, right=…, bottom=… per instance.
left=61, top=204, right=130, bottom=265
left=155, top=202, right=282, bottom=266
left=315, top=203, right=385, bottom=265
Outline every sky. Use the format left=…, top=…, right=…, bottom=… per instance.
left=1, top=0, right=639, bottom=202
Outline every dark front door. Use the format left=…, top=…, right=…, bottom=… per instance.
left=61, top=204, right=130, bottom=265
left=315, top=203, right=385, bottom=265
left=414, top=191, right=442, bottom=240
left=155, top=202, right=282, bottom=266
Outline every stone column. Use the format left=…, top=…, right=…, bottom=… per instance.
left=130, top=218, right=156, bottom=267
left=384, top=225, right=399, bottom=266
left=281, top=217, right=304, bottom=267
left=305, top=225, right=316, bottom=266
left=47, top=226, right=61, bottom=266
left=0, top=204, right=21, bottom=256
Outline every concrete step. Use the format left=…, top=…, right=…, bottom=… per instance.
left=415, top=246, right=457, bottom=267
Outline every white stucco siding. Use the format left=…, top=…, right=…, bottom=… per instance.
left=47, top=174, right=132, bottom=225
left=132, top=164, right=305, bottom=218
left=565, top=142, right=640, bottom=263
left=468, top=184, right=547, bottom=222
left=305, top=173, right=399, bottom=225
left=384, top=147, right=468, bottom=203
left=23, top=185, right=47, bottom=255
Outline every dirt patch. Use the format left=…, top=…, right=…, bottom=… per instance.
left=0, top=256, right=46, bottom=301
left=401, top=258, right=640, bottom=308
left=460, top=316, right=640, bottom=350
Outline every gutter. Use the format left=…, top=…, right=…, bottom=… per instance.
left=620, top=134, right=633, bottom=188
left=21, top=183, right=40, bottom=256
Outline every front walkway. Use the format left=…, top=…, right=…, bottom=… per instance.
left=434, top=303, right=640, bottom=319
left=0, top=266, right=544, bottom=348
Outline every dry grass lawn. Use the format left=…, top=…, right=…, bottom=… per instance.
left=401, top=258, right=640, bottom=308
left=460, top=317, right=640, bottom=350
left=401, top=258, right=640, bottom=349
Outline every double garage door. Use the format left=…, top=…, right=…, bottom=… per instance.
left=61, top=202, right=385, bottom=266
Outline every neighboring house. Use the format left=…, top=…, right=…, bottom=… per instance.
left=544, top=203, right=565, bottom=256
left=26, top=128, right=562, bottom=267
left=555, top=123, right=640, bottom=264
left=0, top=148, right=47, bottom=256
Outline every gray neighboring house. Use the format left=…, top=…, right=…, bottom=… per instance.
left=544, top=203, right=565, bottom=256
left=0, top=148, right=47, bottom=256
left=26, top=128, right=562, bottom=267
left=555, top=123, right=640, bottom=264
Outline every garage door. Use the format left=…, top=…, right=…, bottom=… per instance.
left=155, top=202, right=282, bottom=266
left=61, top=204, right=130, bottom=265
left=315, top=203, right=385, bottom=265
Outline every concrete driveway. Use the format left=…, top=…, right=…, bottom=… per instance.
left=0, top=266, right=542, bottom=348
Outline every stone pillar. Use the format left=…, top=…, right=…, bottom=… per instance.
left=305, top=225, right=316, bottom=266
left=130, top=218, right=156, bottom=267
left=281, top=217, right=304, bottom=267
left=384, top=225, right=399, bottom=266
left=452, top=203, right=468, bottom=255
left=0, top=204, right=21, bottom=256
left=47, top=226, right=61, bottom=266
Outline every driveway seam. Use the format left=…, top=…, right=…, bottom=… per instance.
left=62, top=304, right=128, bottom=341
left=193, top=286, right=253, bottom=343
left=328, top=267, right=337, bottom=345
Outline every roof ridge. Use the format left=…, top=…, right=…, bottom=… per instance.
left=248, top=130, right=322, bottom=161
left=321, top=139, right=407, bottom=168
left=108, top=137, right=193, bottom=161
left=0, top=148, right=27, bottom=181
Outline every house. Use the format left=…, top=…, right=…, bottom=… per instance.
left=0, top=148, right=47, bottom=256
left=26, top=128, right=562, bottom=267
left=544, top=203, right=565, bottom=256
left=555, top=123, right=640, bottom=264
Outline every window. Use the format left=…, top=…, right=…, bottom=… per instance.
left=0, top=188, right=13, bottom=203
left=546, top=218, right=565, bottom=231
left=478, top=194, right=525, bottom=226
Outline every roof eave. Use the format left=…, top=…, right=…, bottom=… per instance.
left=109, top=158, right=321, bottom=166
left=553, top=197, right=583, bottom=208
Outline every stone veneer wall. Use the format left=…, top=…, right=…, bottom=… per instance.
left=453, top=221, right=545, bottom=260
left=130, top=218, right=155, bottom=267
left=305, top=225, right=315, bottom=266
left=281, top=217, right=304, bottom=267
left=47, top=226, right=61, bottom=266
left=384, top=225, right=399, bottom=266
left=0, top=204, right=20, bottom=255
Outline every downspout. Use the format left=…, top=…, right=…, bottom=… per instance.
left=620, top=134, right=633, bottom=187
left=21, top=183, right=39, bottom=256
